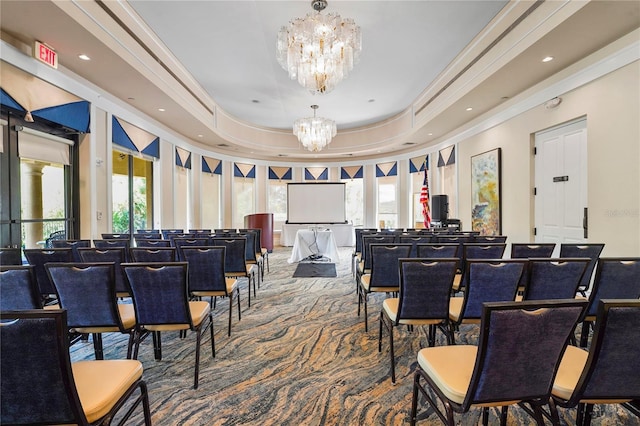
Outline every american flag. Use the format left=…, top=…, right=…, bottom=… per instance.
left=419, top=160, right=431, bottom=228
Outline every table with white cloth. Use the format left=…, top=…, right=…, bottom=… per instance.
left=287, top=229, right=340, bottom=263
left=281, top=223, right=354, bottom=246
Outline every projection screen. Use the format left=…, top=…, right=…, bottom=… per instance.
left=287, top=182, right=346, bottom=224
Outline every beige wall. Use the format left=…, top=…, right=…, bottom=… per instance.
left=458, top=61, right=640, bottom=256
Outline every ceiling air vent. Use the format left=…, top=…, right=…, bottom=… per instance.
left=277, top=154, right=288, bottom=157
left=403, top=142, right=416, bottom=146
left=217, top=143, right=229, bottom=148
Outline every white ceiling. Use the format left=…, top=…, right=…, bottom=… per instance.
left=1, top=1, right=638, bottom=161
left=127, top=0, right=506, bottom=130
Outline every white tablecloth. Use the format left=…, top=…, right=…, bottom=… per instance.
left=287, top=230, right=340, bottom=263
left=281, top=223, right=354, bottom=246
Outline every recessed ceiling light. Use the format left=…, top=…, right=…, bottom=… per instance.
left=466, top=107, right=473, bottom=111
left=197, top=134, right=203, bottom=138
left=158, top=108, right=165, bottom=112
left=78, top=54, right=91, bottom=61
left=428, top=133, right=433, bottom=136
left=542, top=56, right=554, bottom=62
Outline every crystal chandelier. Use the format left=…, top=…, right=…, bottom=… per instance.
left=277, top=0, right=362, bottom=95
left=293, top=105, right=337, bottom=152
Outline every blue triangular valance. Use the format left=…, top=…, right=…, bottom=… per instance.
left=112, top=117, right=159, bottom=158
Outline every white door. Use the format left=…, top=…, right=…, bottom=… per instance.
left=534, top=119, right=588, bottom=245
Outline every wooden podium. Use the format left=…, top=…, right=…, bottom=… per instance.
left=244, top=213, right=274, bottom=252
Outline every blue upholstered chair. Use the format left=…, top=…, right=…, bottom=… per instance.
left=522, top=258, right=590, bottom=301
left=240, top=229, right=264, bottom=284
left=122, top=262, right=214, bottom=389
left=161, top=228, right=184, bottom=239
left=51, top=239, right=92, bottom=262
left=133, top=232, right=163, bottom=242
left=411, top=299, right=587, bottom=426
left=559, top=243, right=605, bottom=296
left=0, top=247, right=23, bottom=265
left=510, top=243, right=556, bottom=290
left=23, top=248, right=75, bottom=302
left=551, top=299, right=640, bottom=426
left=129, top=247, right=177, bottom=262
left=397, top=235, right=434, bottom=257
left=510, top=243, right=556, bottom=259
left=93, top=239, right=131, bottom=262
left=181, top=246, right=241, bottom=336
left=473, top=235, right=507, bottom=244
left=448, top=259, right=527, bottom=344
left=134, top=238, right=171, bottom=248
left=379, top=258, right=458, bottom=383
left=356, top=234, right=396, bottom=290
left=352, top=228, right=378, bottom=276
left=453, top=243, right=507, bottom=294
left=173, top=237, right=211, bottom=260
left=577, top=257, right=640, bottom=347
left=0, top=309, right=151, bottom=425
left=357, top=243, right=412, bottom=332
left=101, top=233, right=130, bottom=240
left=45, top=262, right=137, bottom=359
left=211, top=236, right=257, bottom=308
left=78, top=247, right=130, bottom=297
left=415, top=243, right=459, bottom=259
left=0, top=265, right=41, bottom=310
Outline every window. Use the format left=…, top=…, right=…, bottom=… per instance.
left=201, top=172, right=221, bottom=229
left=267, top=180, right=287, bottom=223
left=175, top=166, right=190, bottom=230
left=112, top=151, right=153, bottom=233
left=377, top=175, right=397, bottom=229
left=342, top=178, right=364, bottom=227
left=0, top=123, right=77, bottom=249
left=20, top=160, right=67, bottom=248
left=233, top=176, right=254, bottom=229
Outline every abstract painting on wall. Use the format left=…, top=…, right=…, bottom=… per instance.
left=471, top=148, right=501, bottom=235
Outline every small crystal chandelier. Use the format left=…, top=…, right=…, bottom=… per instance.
left=293, top=105, right=337, bottom=152
left=277, top=0, right=362, bottom=95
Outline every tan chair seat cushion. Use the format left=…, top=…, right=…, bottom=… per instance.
left=145, top=300, right=211, bottom=331
left=452, top=273, right=462, bottom=291
left=74, top=304, right=136, bottom=333
left=72, top=359, right=143, bottom=423
left=418, top=345, right=477, bottom=404
left=552, top=345, right=628, bottom=404
left=383, top=298, right=445, bottom=325
left=192, top=278, right=238, bottom=298
left=359, top=274, right=398, bottom=292
left=448, top=297, right=464, bottom=322
left=552, top=345, right=588, bottom=400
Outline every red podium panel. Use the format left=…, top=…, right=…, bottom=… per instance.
left=244, top=213, right=274, bottom=252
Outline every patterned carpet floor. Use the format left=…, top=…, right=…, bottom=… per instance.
left=70, top=247, right=639, bottom=425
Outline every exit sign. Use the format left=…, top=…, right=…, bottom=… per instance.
left=34, top=41, right=58, bottom=69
